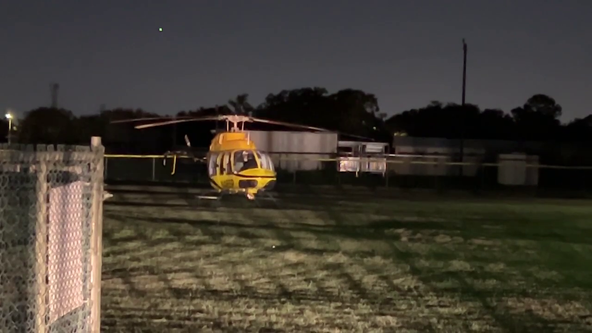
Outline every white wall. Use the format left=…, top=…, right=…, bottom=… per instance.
left=392, top=155, right=453, bottom=176
left=392, top=146, right=484, bottom=177
left=248, top=131, right=338, bottom=171
left=497, top=153, right=539, bottom=186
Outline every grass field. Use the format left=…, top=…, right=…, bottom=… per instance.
left=101, top=186, right=592, bottom=332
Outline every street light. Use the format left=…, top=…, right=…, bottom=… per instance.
left=5, top=112, right=13, bottom=144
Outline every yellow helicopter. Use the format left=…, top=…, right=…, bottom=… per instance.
left=112, top=114, right=330, bottom=200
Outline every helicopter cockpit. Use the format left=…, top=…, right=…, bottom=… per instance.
left=234, top=150, right=258, bottom=171
left=209, top=149, right=275, bottom=177
left=233, top=150, right=275, bottom=173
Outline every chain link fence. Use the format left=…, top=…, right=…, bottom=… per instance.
left=0, top=139, right=104, bottom=333
left=103, top=153, right=592, bottom=197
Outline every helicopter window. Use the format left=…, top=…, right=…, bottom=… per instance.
left=221, top=153, right=232, bottom=175
left=255, top=152, right=274, bottom=171
left=216, top=153, right=225, bottom=175
left=234, top=150, right=259, bottom=172
left=208, top=152, right=219, bottom=176
left=266, top=154, right=275, bottom=171
left=226, top=152, right=233, bottom=174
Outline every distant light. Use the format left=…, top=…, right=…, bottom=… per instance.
left=159, top=27, right=163, bottom=32
left=5, top=113, right=12, bottom=119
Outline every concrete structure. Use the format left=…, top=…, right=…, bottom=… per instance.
left=391, top=136, right=545, bottom=177
left=247, top=131, right=338, bottom=171
left=337, top=141, right=389, bottom=175
left=392, top=136, right=545, bottom=155
left=497, top=153, right=539, bottom=186
left=391, top=137, right=485, bottom=176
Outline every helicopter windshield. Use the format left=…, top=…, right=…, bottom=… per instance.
left=255, top=152, right=274, bottom=171
left=234, top=150, right=259, bottom=172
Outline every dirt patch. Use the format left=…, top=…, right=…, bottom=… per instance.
left=434, top=234, right=452, bottom=243
left=469, top=238, right=501, bottom=246
left=451, top=236, right=465, bottom=243
left=445, top=260, right=474, bottom=272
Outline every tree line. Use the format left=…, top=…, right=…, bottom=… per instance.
left=3, top=87, right=590, bottom=154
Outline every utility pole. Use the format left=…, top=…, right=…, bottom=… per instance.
left=462, top=39, right=467, bottom=107
left=459, top=39, right=467, bottom=174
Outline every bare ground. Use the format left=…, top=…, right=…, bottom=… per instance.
left=101, top=186, right=592, bottom=332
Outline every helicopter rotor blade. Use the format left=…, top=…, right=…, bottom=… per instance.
left=110, top=116, right=191, bottom=124
left=247, top=117, right=331, bottom=132
left=134, top=116, right=222, bottom=129
left=335, top=132, right=375, bottom=141
left=113, top=114, right=377, bottom=141
left=247, top=117, right=376, bottom=140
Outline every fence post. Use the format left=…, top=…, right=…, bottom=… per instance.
left=90, top=137, right=104, bottom=333
left=385, top=162, right=389, bottom=188
left=35, top=155, right=48, bottom=333
left=152, top=157, right=156, bottom=181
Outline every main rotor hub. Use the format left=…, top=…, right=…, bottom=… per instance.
left=223, top=115, right=252, bottom=132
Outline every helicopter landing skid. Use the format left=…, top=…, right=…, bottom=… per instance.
left=253, top=192, right=279, bottom=208
left=197, top=195, right=221, bottom=200
left=195, top=191, right=225, bottom=207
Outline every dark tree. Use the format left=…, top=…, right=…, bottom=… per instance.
left=14, top=87, right=590, bottom=156
left=511, top=94, right=562, bottom=141
left=101, top=108, right=164, bottom=153
left=257, top=87, right=388, bottom=140
left=228, top=94, right=254, bottom=115
left=478, top=109, right=515, bottom=140
left=18, top=107, right=78, bottom=144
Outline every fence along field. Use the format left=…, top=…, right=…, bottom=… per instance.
left=103, top=152, right=592, bottom=196
left=0, top=140, right=105, bottom=333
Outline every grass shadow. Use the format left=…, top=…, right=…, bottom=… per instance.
left=101, top=190, right=592, bottom=332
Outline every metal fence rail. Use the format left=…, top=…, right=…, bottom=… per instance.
left=0, top=139, right=104, bottom=333
left=103, top=153, right=592, bottom=195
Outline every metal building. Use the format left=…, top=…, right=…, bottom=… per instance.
left=247, top=131, right=338, bottom=171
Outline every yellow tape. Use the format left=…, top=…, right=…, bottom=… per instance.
left=105, top=154, right=165, bottom=158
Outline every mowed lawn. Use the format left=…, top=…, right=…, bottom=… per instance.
left=100, top=187, right=592, bottom=332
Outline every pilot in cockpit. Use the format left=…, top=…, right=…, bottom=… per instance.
left=235, top=151, right=258, bottom=172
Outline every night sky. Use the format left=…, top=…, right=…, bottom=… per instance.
left=2, top=1, right=591, bottom=121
